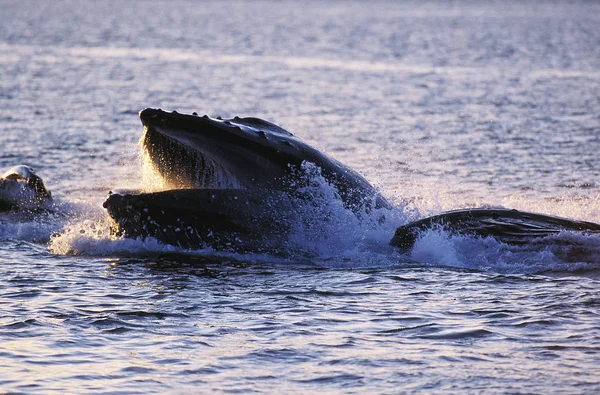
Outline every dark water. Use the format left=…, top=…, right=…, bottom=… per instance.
left=1, top=0, right=599, bottom=393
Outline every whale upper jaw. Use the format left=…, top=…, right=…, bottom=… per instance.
left=139, top=108, right=305, bottom=191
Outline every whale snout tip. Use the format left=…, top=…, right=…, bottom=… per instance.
left=139, top=108, right=156, bottom=118
left=139, top=108, right=163, bottom=126
left=139, top=108, right=149, bottom=121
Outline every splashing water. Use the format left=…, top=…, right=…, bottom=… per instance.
left=38, top=154, right=600, bottom=275
left=138, top=147, right=169, bottom=193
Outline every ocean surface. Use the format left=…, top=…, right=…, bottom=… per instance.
left=1, top=0, right=599, bottom=393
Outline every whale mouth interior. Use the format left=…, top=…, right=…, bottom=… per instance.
left=141, top=125, right=241, bottom=190
left=138, top=109, right=297, bottom=193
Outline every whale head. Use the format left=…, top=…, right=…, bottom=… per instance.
left=139, top=108, right=390, bottom=210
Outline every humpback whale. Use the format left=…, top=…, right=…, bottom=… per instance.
left=103, top=108, right=390, bottom=250
left=103, top=108, right=600, bottom=253
left=0, top=165, right=52, bottom=211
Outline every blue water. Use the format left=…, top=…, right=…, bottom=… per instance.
left=1, top=0, right=600, bottom=393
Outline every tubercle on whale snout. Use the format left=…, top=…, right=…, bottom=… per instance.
left=139, top=108, right=212, bottom=127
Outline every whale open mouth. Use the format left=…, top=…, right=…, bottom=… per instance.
left=139, top=108, right=293, bottom=191
left=137, top=108, right=391, bottom=211
left=141, top=122, right=241, bottom=190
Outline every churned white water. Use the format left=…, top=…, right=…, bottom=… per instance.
left=1, top=0, right=599, bottom=393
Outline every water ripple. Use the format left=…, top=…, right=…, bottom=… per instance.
left=1, top=0, right=600, bottom=393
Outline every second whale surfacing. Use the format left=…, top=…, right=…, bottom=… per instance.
left=104, top=108, right=600, bottom=254
left=0, top=165, right=52, bottom=212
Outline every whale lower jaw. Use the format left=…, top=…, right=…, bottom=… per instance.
left=103, top=189, right=297, bottom=253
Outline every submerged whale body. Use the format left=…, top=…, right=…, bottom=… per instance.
left=104, top=108, right=600, bottom=254
left=391, top=208, right=600, bottom=253
left=0, top=165, right=52, bottom=211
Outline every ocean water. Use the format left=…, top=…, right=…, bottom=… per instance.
left=1, top=0, right=600, bottom=393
